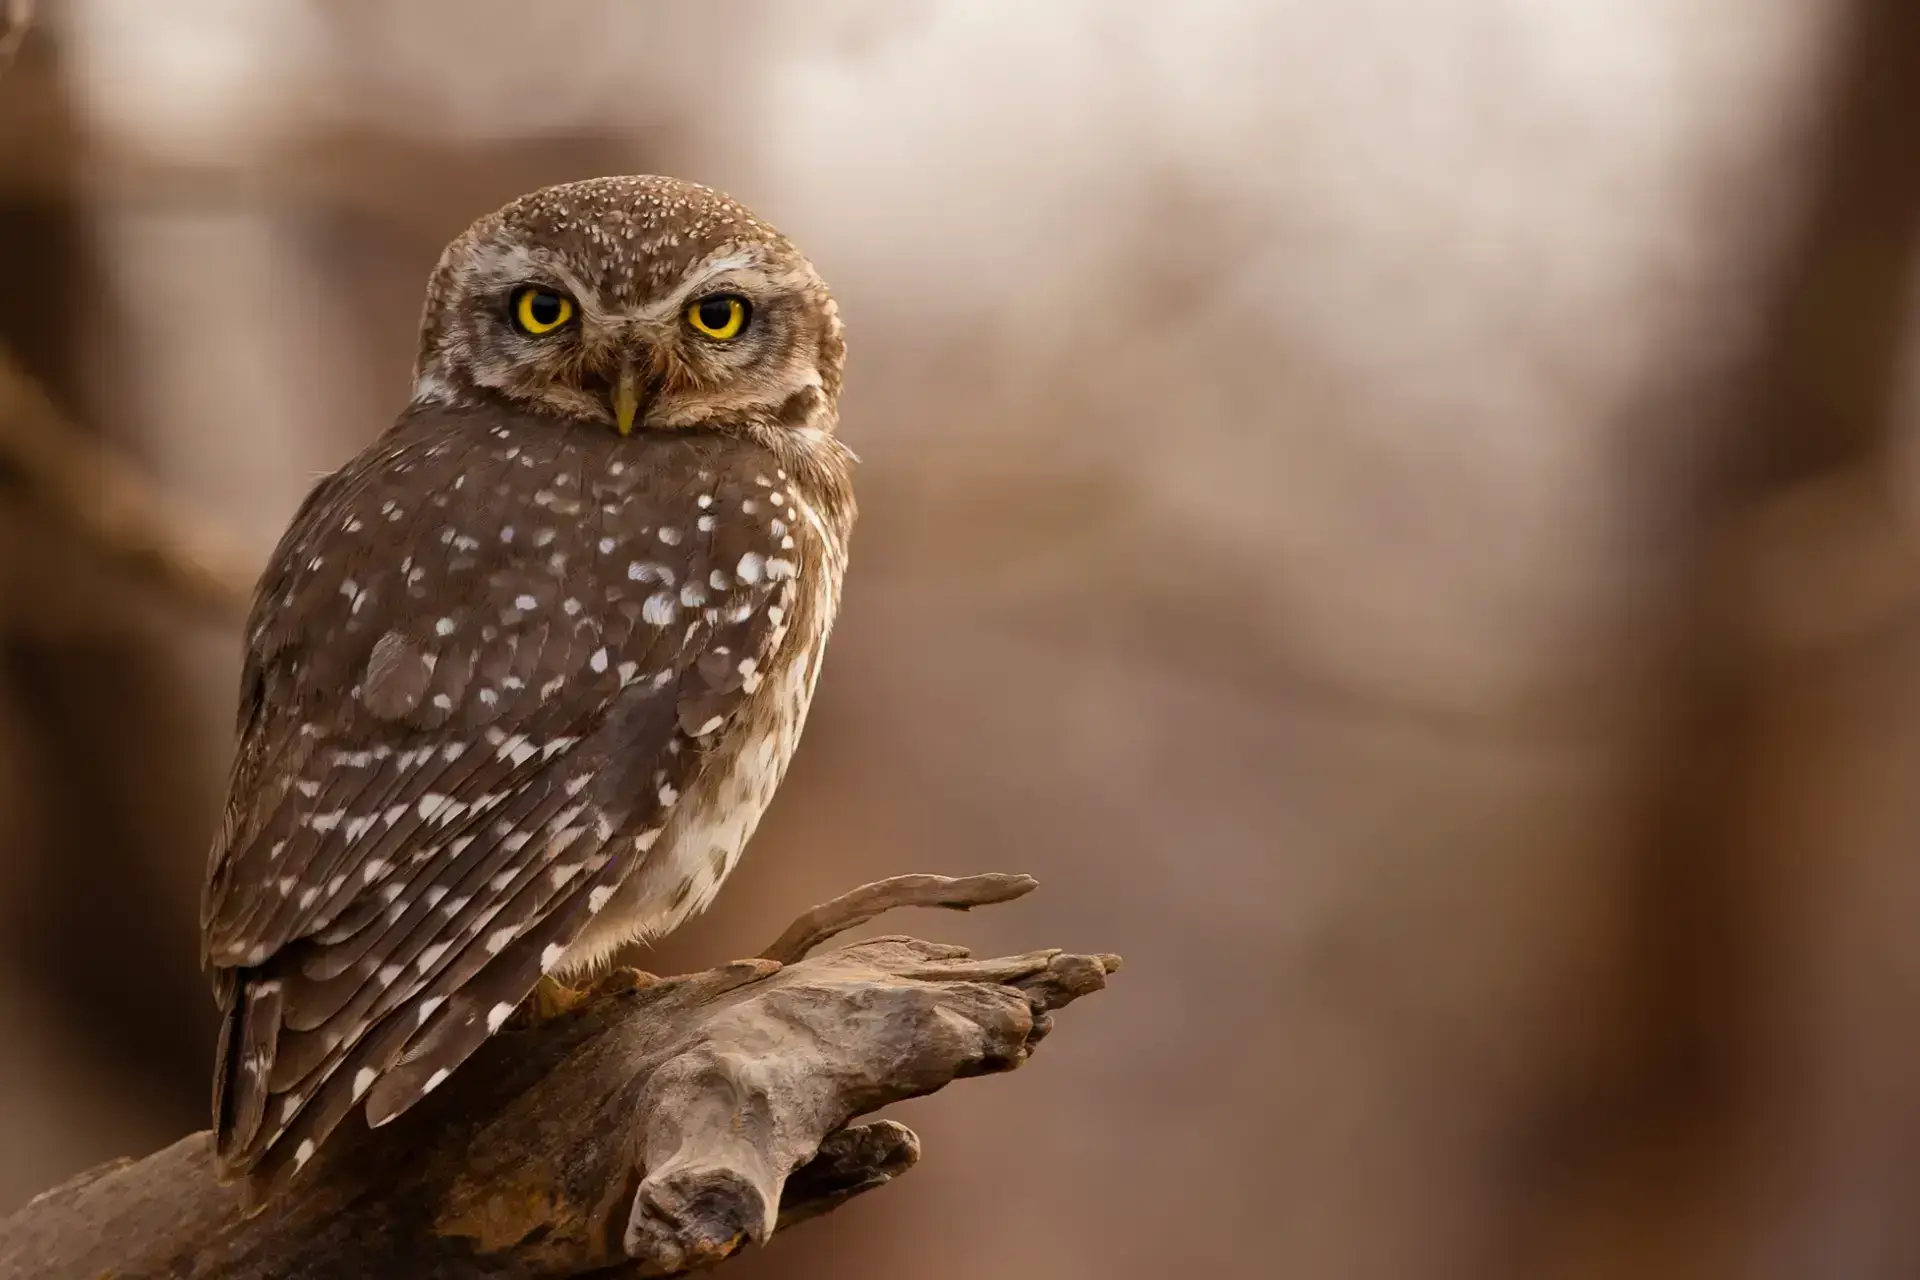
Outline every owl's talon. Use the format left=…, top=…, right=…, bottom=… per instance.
left=525, top=974, right=590, bottom=1024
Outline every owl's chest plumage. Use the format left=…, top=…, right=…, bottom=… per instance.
left=559, top=518, right=845, bottom=972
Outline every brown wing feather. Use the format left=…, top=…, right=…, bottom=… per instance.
left=205, top=405, right=800, bottom=1194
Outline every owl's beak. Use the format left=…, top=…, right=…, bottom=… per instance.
left=613, top=361, right=642, bottom=436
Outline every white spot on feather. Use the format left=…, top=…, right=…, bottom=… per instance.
left=642, top=593, right=676, bottom=625
left=305, top=809, right=346, bottom=833
left=496, top=734, right=536, bottom=766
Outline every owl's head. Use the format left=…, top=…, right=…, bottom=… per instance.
left=411, top=176, right=843, bottom=443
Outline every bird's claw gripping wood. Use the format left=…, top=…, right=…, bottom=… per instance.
left=0, top=874, right=1120, bottom=1280
left=519, top=973, right=594, bottom=1026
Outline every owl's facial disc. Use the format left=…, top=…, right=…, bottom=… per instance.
left=412, top=177, right=845, bottom=443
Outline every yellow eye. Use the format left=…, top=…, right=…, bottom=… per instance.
left=686, top=294, right=749, bottom=341
left=512, top=287, right=574, bottom=336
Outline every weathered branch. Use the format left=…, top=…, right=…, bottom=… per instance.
left=759, top=871, right=1039, bottom=963
left=0, top=875, right=1117, bottom=1279
left=0, top=345, right=257, bottom=622
left=0, top=0, right=31, bottom=69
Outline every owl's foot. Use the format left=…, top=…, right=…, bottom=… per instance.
left=525, top=974, right=590, bottom=1024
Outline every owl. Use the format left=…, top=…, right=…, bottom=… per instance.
left=199, top=175, right=856, bottom=1199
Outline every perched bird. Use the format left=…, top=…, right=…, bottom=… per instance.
left=199, top=175, right=855, bottom=1201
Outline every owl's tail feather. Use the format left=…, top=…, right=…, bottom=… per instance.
left=211, top=969, right=283, bottom=1182
left=231, top=816, right=637, bottom=1207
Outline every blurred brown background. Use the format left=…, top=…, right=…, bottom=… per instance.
left=5, top=1, right=1920, bottom=1276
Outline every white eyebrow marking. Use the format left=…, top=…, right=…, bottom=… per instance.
left=623, top=250, right=771, bottom=323
left=687, top=250, right=757, bottom=280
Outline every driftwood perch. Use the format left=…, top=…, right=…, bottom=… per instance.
left=0, top=874, right=1117, bottom=1278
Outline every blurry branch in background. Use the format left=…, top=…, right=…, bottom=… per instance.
left=0, top=0, right=30, bottom=70
left=0, top=875, right=1119, bottom=1279
left=0, top=0, right=254, bottom=623
left=1709, top=0, right=1920, bottom=663
left=0, top=347, right=256, bottom=621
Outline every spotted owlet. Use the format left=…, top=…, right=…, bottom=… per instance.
left=199, top=175, right=855, bottom=1199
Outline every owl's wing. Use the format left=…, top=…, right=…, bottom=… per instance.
left=203, top=408, right=807, bottom=1200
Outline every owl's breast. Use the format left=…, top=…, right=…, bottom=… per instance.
left=553, top=537, right=844, bottom=975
